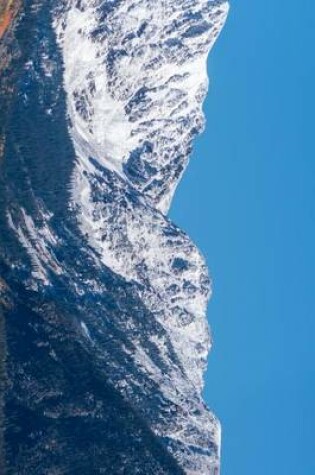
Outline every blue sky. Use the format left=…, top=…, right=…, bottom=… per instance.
left=170, top=1, right=315, bottom=474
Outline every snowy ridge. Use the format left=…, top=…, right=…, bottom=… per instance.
left=3, top=1, right=229, bottom=473
left=55, top=0, right=228, bottom=212
left=51, top=0, right=229, bottom=473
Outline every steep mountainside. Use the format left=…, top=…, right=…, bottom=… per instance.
left=0, top=1, right=228, bottom=473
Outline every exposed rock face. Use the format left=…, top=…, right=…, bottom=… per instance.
left=0, top=1, right=21, bottom=40
left=0, top=1, right=228, bottom=473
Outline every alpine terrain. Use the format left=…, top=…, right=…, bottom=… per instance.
left=0, top=0, right=229, bottom=473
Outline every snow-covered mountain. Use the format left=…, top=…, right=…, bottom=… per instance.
left=0, top=0, right=228, bottom=473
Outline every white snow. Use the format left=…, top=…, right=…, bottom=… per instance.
left=7, top=208, right=62, bottom=285
left=52, top=1, right=229, bottom=473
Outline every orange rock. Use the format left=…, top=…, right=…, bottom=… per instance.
left=0, top=10, right=12, bottom=39
left=0, top=1, right=20, bottom=40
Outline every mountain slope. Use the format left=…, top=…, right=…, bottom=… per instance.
left=0, top=0, right=228, bottom=473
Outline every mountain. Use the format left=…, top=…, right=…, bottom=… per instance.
left=0, top=1, right=228, bottom=473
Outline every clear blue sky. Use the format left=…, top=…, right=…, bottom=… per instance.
left=170, top=1, right=315, bottom=474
